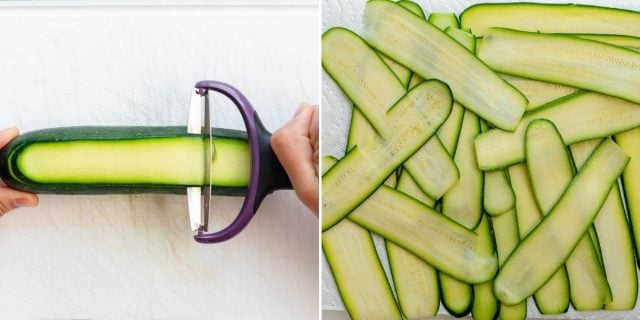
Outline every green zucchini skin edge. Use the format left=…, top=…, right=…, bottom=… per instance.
left=0, top=126, right=247, bottom=196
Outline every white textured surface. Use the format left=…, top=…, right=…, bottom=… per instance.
left=322, top=0, right=640, bottom=319
left=0, top=1, right=319, bottom=319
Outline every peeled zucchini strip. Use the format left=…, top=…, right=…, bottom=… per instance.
left=491, top=210, right=527, bottom=320
left=388, top=171, right=439, bottom=319
left=363, top=0, right=527, bottom=131
left=508, top=163, right=569, bottom=314
left=526, top=120, right=611, bottom=310
left=349, top=185, right=498, bottom=284
left=461, top=2, right=640, bottom=38
left=322, top=155, right=401, bottom=320
left=500, top=75, right=579, bottom=112
left=475, top=91, right=640, bottom=170
left=572, top=139, right=638, bottom=310
left=495, top=139, right=629, bottom=305
left=323, top=27, right=458, bottom=200
left=477, top=28, right=640, bottom=105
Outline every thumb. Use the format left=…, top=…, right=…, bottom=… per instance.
left=0, top=186, right=39, bottom=216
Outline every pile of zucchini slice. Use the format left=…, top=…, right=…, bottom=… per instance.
left=322, top=1, right=640, bottom=319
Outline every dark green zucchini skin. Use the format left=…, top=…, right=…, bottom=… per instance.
left=0, top=126, right=247, bottom=196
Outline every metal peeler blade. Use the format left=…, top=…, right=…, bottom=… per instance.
left=186, top=90, right=213, bottom=233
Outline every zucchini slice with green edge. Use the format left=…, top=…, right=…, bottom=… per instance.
left=508, top=163, right=569, bottom=314
left=572, top=139, right=638, bottom=310
left=428, top=12, right=459, bottom=30
left=363, top=0, right=527, bottom=131
left=495, top=139, right=629, bottom=306
left=387, top=171, right=439, bottom=319
left=499, top=75, right=579, bottom=112
left=475, top=91, right=640, bottom=171
left=477, top=28, right=640, bottom=105
left=491, top=209, right=527, bottom=320
left=0, top=126, right=248, bottom=195
left=471, top=215, right=499, bottom=320
left=526, top=119, right=611, bottom=310
left=483, top=169, right=514, bottom=216
left=321, top=155, right=401, bottom=320
left=460, top=2, right=640, bottom=38
left=323, top=27, right=458, bottom=200
left=348, top=184, right=498, bottom=284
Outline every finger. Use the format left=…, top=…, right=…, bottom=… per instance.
left=0, top=186, right=39, bottom=216
left=309, top=106, right=319, bottom=176
left=0, top=127, right=19, bottom=149
left=271, top=104, right=319, bottom=215
left=0, top=127, right=19, bottom=187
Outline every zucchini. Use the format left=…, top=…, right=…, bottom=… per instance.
left=471, top=215, right=499, bottom=320
left=508, top=163, right=569, bottom=314
left=475, top=91, right=640, bottom=170
left=388, top=170, right=439, bottom=319
left=398, top=0, right=425, bottom=19
left=572, top=139, right=638, bottom=310
left=577, top=34, right=640, bottom=48
left=525, top=119, right=611, bottom=310
left=428, top=12, right=459, bottom=30
left=499, top=75, right=579, bottom=112
left=438, top=110, right=483, bottom=317
left=442, top=110, right=483, bottom=230
left=483, top=170, right=515, bottom=216
left=348, top=185, right=498, bottom=284
left=322, top=46, right=453, bottom=230
left=616, top=128, right=640, bottom=271
left=491, top=210, right=527, bottom=320
left=363, top=0, right=527, bottom=131
left=494, top=139, right=629, bottom=305
left=323, top=27, right=458, bottom=200
left=0, top=126, right=248, bottom=195
left=445, top=27, right=476, bottom=53
left=477, top=28, right=640, bottom=105
left=322, top=155, right=401, bottom=320
left=460, top=2, right=640, bottom=38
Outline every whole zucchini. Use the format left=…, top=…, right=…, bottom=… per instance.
left=0, top=126, right=250, bottom=195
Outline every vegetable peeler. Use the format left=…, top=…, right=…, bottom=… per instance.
left=188, top=81, right=292, bottom=243
left=0, top=81, right=293, bottom=243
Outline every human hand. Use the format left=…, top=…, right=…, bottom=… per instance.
left=271, top=103, right=319, bottom=216
left=0, top=127, right=39, bottom=216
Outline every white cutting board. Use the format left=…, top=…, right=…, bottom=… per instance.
left=0, top=1, right=318, bottom=319
left=322, top=0, right=640, bottom=319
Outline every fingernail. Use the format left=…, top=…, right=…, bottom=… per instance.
left=14, top=197, right=35, bottom=208
left=294, top=103, right=310, bottom=116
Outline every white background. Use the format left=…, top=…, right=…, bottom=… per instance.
left=0, top=1, right=319, bottom=319
left=322, top=0, right=640, bottom=319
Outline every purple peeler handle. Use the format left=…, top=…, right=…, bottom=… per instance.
left=193, top=81, right=292, bottom=243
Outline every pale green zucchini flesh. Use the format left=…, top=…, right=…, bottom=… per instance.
left=508, top=163, right=569, bottom=314
left=572, top=139, right=638, bottom=310
left=348, top=185, right=498, bottom=284
left=388, top=168, right=439, bottom=319
left=526, top=120, right=611, bottom=310
left=460, top=2, right=640, bottom=37
left=323, top=219, right=401, bottom=320
left=491, top=209, right=527, bottom=320
left=428, top=12, right=459, bottom=30
left=483, top=169, right=515, bottom=216
left=470, top=215, right=499, bottom=320
left=477, top=28, right=640, bottom=105
left=442, top=111, right=483, bottom=229
left=495, top=139, right=629, bottom=305
left=475, top=91, right=640, bottom=170
left=500, top=74, right=579, bottom=112
left=363, top=0, right=527, bottom=131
